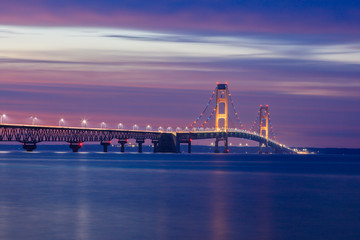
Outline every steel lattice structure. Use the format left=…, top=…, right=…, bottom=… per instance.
left=0, top=124, right=160, bottom=143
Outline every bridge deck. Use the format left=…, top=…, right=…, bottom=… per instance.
left=0, top=124, right=296, bottom=153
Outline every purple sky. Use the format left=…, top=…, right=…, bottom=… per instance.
left=0, top=0, right=359, bottom=147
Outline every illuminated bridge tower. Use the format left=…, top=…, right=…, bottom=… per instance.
left=214, top=83, right=229, bottom=153
left=259, top=105, right=269, bottom=153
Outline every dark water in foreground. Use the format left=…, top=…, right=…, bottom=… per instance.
left=0, top=152, right=359, bottom=240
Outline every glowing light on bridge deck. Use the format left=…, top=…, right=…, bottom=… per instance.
left=59, top=118, right=65, bottom=126
left=132, top=124, right=139, bottom=130
left=176, top=127, right=182, bottom=132
left=30, top=116, right=38, bottom=125
left=81, top=119, right=87, bottom=128
left=101, top=122, right=106, bottom=129
left=167, top=127, right=173, bottom=132
left=118, top=123, right=124, bottom=129
left=158, top=126, right=164, bottom=131
left=0, top=114, right=6, bottom=124
left=146, top=125, right=152, bottom=131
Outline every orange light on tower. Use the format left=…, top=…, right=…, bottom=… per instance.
left=215, top=83, right=228, bottom=131
left=258, top=105, right=270, bottom=153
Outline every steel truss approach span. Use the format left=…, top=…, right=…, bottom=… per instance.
left=0, top=83, right=299, bottom=154
left=0, top=124, right=160, bottom=143
left=0, top=124, right=163, bottom=153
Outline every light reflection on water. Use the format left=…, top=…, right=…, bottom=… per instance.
left=0, top=152, right=360, bottom=240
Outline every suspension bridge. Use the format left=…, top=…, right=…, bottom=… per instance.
left=0, top=83, right=298, bottom=154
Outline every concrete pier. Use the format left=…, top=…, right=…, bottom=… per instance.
left=118, top=139, right=128, bottom=152
left=23, top=142, right=37, bottom=152
left=157, top=133, right=177, bottom=153
left=69, top=142, right=82, bottom=152
left=223, top=137, right=229, bottom=153
left=214, top=138, right=219, bottom=153
left=136, top=140, right=145, bottom=153
left=152, top=140, right=159, bottom=153
left=101, top=141, right=111, bottom=152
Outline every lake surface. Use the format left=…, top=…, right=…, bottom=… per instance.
left=0, top=152, right=359, bottom=240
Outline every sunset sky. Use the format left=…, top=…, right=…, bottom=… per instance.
left=0, top=0, right=359, bottom=147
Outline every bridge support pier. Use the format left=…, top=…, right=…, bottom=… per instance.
left=152, top=140, right=159, bottom=153
left=23, top=142, right=37, bottom=152
left=223, top=138, right=229, bottom=153
left=188, top=141, right=191, bottom=153
left=214, top=138, right=219, bottom=153
left=157, top=133, right=177, bottom=153
left=259, top=142, right=269, bottom=154
left=69, top=142, right=82, bottom=152
left=176, top=139, right=181, bottom=153
left=136, top=140, right=145, bottom=153
left=214, top=136, right=228, bottom=153
left=118, top=139, right=128, bottom=152
left=101, top=141, right=111, bottom=152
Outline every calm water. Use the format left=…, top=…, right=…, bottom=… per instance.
left=0, top=152, right=359, bottom=240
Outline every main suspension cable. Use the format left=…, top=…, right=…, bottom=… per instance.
left=189, top=88, right=216, bottom=129
left=227, top=90, right=245, bottom=130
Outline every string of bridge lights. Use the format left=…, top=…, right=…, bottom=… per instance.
left=249, top=109, right=261, bottom=132
left=188, top=88, right=246, bottom=130
left=0, top=115, right=183, bottom=132
left=199, top=107, right=216, bottom=129
left=268, top=112, right=277, bottom=141
left=189, top=89, right=216, bottom=129
left=228, top=90, right=245, bottom=130
left=183, top=88, right=277, bottom=142
left=247, top=107, right=277, bottom=142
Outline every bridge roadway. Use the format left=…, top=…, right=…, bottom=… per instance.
left=0, top=124, right=296, bottom=153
